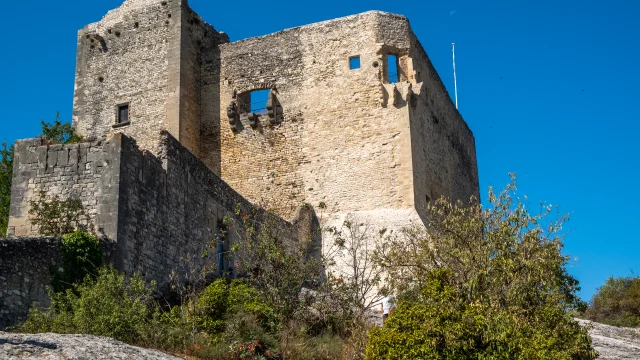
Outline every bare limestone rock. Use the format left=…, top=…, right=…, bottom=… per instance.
left=576, top=319, right=640, bottom=359
left=2, top=320, right=640, bottom=359
left=0, top=332, right=182, bottom=360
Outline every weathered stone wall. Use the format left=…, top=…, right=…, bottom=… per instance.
left=7, top=131, right=308, bottom=288
left=3, top=132, right=314, bottom=327
left=213, top=12, right=418, bottom=220
left=7, top=139, right=117, bottom=237
left=70, top=2, right=479, bottom=224
left=73, top=0, right=175, bottom=151
left=112, top=132, right=254, bottom=286
left=73, top=0, right=228, bottom=155
left=211, top=11, right=477, bottom=224
left=0, top=237, right=117, bottom=330
left=0, top=237, right=61, bottom=329
left=407, top=34, right=480, bottom=220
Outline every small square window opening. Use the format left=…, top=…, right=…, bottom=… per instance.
left=117, top=104, right=129, bottom=124
left=349, top=56, right=361, bottom=70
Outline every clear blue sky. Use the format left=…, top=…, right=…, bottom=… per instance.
left=1, top=0, right=638, bottom=301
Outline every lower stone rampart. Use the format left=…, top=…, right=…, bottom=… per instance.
left=0, top=237, right=61, bottom=329
left=2, top=131, right=315, bottom=329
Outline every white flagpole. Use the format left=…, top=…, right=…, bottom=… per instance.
left=452, top=43, right=459, bottom=110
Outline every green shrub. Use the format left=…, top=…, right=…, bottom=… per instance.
left=52, top=229, right=103, bottom=292
left=196, top=278, right=230, bottom=333
left=366, top=270, right=597, bottom=360
left=21, top=267, right=156, bottom=344
left=371, top=176, right=598, bottom=359
left=583, top=275, right=640, bottom=327
left=195, top=279, right=276, bottom=335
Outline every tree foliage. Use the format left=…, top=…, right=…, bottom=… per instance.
left=368, top=175, right=597, bottom=359
left=0, top=140, right=13, bottom=237
left=367, top=270, right=596, bottom=360
left=583, top=275, right=640, bottom=328
left=40, top=112, right=83, bottom=144
left=52, top=229, right=104, bottom=292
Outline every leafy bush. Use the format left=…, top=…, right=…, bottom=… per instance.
left=366, top=270, right=597, bottom=360
left=370, top=175, right=597, bottom=359
left=28, top=190, right=87, bottom=236
left=52, top=229, right=103, bottom=292
left=583, top=275, right=640, bottom=328
left=21, top=267, right=156, bottom=344
left=0, top=140, right=13, bottom=237
left=195, top=279, right=275, bottom=335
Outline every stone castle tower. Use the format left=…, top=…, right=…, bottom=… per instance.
left=2, top=0, right=478, bottom=326
left=72, top=0, right=478, bottom=223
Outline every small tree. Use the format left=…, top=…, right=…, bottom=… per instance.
left=367, top=270, right=597, bottom=360
left=227, top=205, right=317, bottom=326
left=52, top=229, right=104, bottom=292
left=28, top=190, right=87, bottom=236
left=40, top=112, right=83, bottom=144
left=369, top=175, right=597, bottom=359
left=583, top=275, right=640, bottom=328
left=323, top=218, right=384, bottom=322
left=0, top=140, right=13, bottom=237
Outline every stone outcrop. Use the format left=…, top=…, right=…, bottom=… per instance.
left=2, top=321, right=639, bottom=359
left=0, top=332, right=182, bottom=360
left=576, top=319, right=640, bottom=359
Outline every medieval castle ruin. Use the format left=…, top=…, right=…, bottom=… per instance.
left=0, top=0, right=478, bottom=327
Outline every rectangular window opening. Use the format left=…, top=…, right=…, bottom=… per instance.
left=250, top=89, right=270, bottom=114
left=117, top=104, right=129, bottom=124
left=216, top=222, right=228, bottom=275
left=349, top=56, right=361, bottom=70
left=387, top=54, right=398, bottom=83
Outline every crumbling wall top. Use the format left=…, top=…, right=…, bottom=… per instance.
left=222, top=10, right=407, bottom=46
left=85, top=0, right=182, bottom=32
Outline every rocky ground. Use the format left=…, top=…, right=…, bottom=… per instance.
left=0, top=332, right=182, bottom=360
left=576, top=319, right=640, bottom=359
left=2, top=320, right=640, bottom=359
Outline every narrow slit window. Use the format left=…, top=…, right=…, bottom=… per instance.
left=250, top=89, right=270, bottom=114
left=387, top=54, right=398, bottom=83
left=117, top=104, right=129, bottom=124
left=349, top=56, right=361, bottom=70
left=216, top=222, right=227, bottom=275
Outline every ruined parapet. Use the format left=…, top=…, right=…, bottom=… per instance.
left=7, top=138, right=117, bottom=238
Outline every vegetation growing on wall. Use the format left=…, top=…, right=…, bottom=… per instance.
left=0, top=140, right=13, bottom=237
left=28, top=191, right=87, bottom=237
left=583, top=275, right=640, bottom=328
